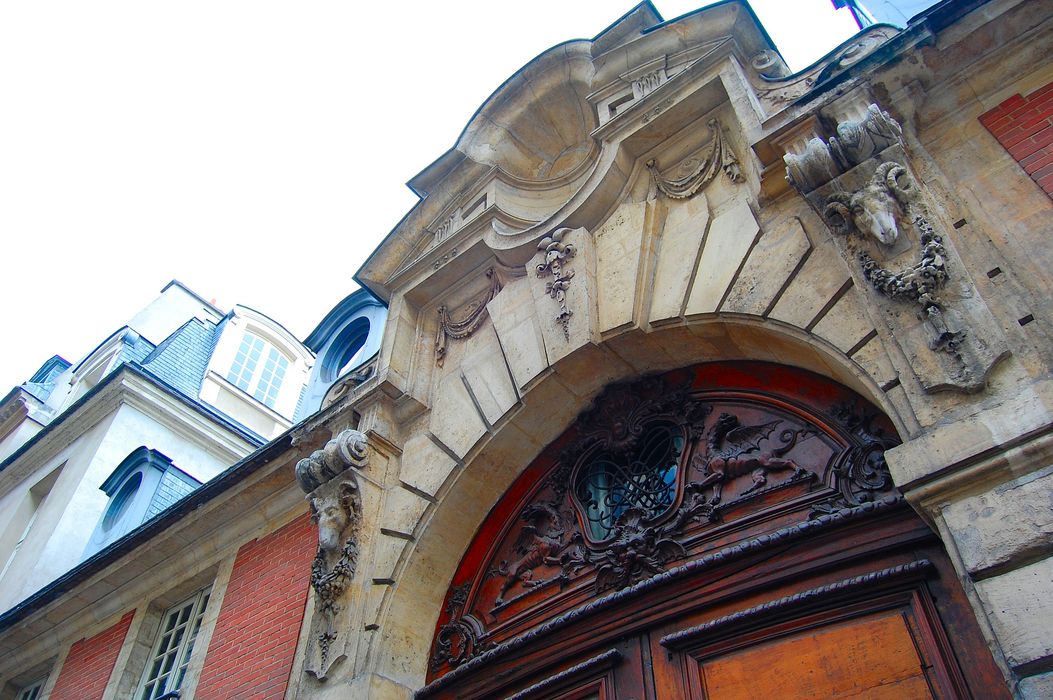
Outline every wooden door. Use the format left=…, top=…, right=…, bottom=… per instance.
left=417, top=364, right=1008, bottom=700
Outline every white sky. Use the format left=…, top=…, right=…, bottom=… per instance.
left=0, top=1, right=861, bottom=392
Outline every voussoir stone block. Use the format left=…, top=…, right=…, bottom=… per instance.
left=429, top=370, right=488, bottom=459
left=768, top=242, right=850, bottom=329
left=685, top=196, right=761, bottom=315
left=722, top=215, right=812, bottom=316
left=488, top=276, right=548, bottom=392
left=595, top=200, right=648, bottom=334
left=650, top=194, right=709, bottom=323
left=380, top=485, right=432, bottom=540
left=461, top=323, right=519, bottom=427
left=399, top=434, right=458, bottom=499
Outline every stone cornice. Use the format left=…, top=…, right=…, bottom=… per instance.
left=0, top=365, right=259, bottom=495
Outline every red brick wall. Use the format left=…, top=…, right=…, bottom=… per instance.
left=195, top=513, right=316, bottom=700
left=49, top=610, right=135, bottom=700
left=979, top=82, right=1053, bottom=197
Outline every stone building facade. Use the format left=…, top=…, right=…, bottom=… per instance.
left=2, top=0, right=1052, bottom=698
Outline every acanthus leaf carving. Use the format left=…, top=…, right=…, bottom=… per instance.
left=535, top=229, right=576, bottom=340
left=646, top=118, right=743, bottom=200
left=295, top=428, right=369, bottom=679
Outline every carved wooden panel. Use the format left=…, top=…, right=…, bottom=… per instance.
left=428, top=363, right=900, bottom=680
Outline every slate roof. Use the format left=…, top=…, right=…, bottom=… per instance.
left=139, top=317, right=222, bottom=397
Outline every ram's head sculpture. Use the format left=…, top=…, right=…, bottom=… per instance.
left=824, top=161, right=914, bottom=246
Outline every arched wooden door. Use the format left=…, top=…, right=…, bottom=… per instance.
left=417, top=363, right=1007, bottom=700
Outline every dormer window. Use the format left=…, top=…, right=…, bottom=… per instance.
left=83, top=448, right=201, bottom=559
left=226, top=332, right=290, bottom=409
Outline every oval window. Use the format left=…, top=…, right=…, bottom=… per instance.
left=102, top=471, right=142, bottom=532
left=573, top=422, right=685, bottom=540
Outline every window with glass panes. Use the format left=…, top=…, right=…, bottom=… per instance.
left=225, top=332, right=289, bottom=409
left=15, top=677, right=46, bottom=700
left=136, top=586, right=211, bottom=700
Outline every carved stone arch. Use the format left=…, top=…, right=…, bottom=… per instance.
left=370, top=317, right=920, bottom=693
left=396, top=360, right=1005, bottom=699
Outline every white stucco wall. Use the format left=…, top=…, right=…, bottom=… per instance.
left=0, top=401, right=238, bottom=611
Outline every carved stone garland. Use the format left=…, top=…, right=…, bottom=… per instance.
left=429, top=374, right=899, bottom=674
left=295, top=428, right=369, bottom=679
left=785, top=103, right=1008, bottom=393
left=646, top=118, right=743, bottom=199
left=535, top=229, right=576, bottom=340
left=435, top=267, right=502, bottom=366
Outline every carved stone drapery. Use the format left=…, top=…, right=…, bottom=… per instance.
left=535, top=229, right=577, bottom=340
left=646, top=118, right=743, bottom=199
left=295, top=428, right=369, bottom=679
left=435, top=268, right=502, bottom=366
left=427, top=365, right=901, bottom=678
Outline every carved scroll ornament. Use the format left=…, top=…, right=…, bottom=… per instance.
left=646, top=118, right=743, bottom=199
left=535, top=229, right=576, bottom=340
left=435, top=267, right=502, bottom=366
left=295, top=428, right=369, bottom=679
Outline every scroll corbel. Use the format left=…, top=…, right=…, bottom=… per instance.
left=295, top=428, right=369, bottom=679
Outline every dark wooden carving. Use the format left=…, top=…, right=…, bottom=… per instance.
left=659, top=558, right=935, bottom=648
left=502, top=648, right=621, bottom=700
left=421, top=368, right=1008, bottom=700
left=426, top=363, right=909, bottom=680
left=691, top=412, right=813, bottom=504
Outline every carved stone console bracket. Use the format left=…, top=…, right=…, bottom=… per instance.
left=295, top=428, right=369, bottom=680
left=646, top=118, right=743, bottom=199
left=435, top=267, right=503, bottom=366
left=535, top=229, right=577, bottom=340
left=784, top=103, right=1009, bottom=394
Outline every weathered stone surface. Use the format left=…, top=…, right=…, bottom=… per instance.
left=595, top=201, right=648, bottom=334
left=399, top=434, right=458, bottom=499
left=369, top=532, right=409, bottom=581
left=461, top=323, right=519, bottom=427
left=811, top=286, right=874, bottom=355
left=686, top=197, right=761, bottom=315
left=850, top=334, right=898, bottom=389
left=722, top=215, right=812, bottom=316
left=768, top=242, right=850, bottom=329
left=649, top=195, right=709, bottom=323
left=976, top=558, right=1053, bottom=669
left=942, top=466, right=1053, bottom=575
left=1019, top=671, right=1053, bottom=700
left=488, top=276, right=548, bottom=393
left=886, top=381, right=1053, bottom=489
left=379, top=485, right=431, bottom=540
left=428, top=370, right=488, bottom=459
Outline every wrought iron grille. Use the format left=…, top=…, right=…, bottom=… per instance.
left=574, top=423, right=684, bottom=540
